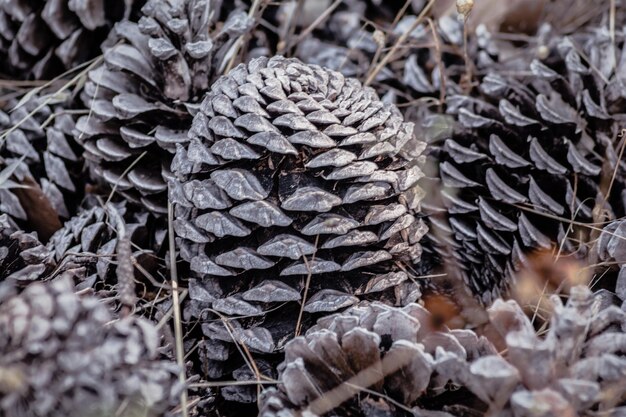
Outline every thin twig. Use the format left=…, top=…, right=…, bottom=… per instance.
left=155, top=290, right=188, bottom=330
left=167, top=201, right=189, bottom=417
left=189, top=380, right=279, bottom=389
left=392, top=0, right=414, bottom=27
left=426, top=17, right=446, bottom=111
left=105, top=151, right=147, bottom=204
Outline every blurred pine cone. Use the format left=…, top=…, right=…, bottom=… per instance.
left=0, top=276, right=179, bottom=417
left=0, top=214, right=54, bottom=283
left=74, top=0, right=253, bottom=214
left=258, top=300, right=497, bottom=417
left=0, top=0, right=139, bottom=79
left=290, top=2, right=465, bottom=100
left=260, top=285, right=626, bottom=417
left=477, top=285, right=626, bottom=417
left=170, top=55, right=427, bottom=393
left=0, top=94, right=83, bottom=240
left=420, top=26, right=626, bottom=304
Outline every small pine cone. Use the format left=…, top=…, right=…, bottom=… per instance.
left=420, top=27, right=626, bottom=304
left=74, top=0, right=253, bottom=214
left=46, top=197, right=166, bottom=309
left=258, top=301, right=496, bottom=417
left=0, top=214, right=54, bottom=283
left=473, top=285, right=626, bottom=417
left=170, top=56, right=427, bottom=382
left=0, top=0, right=137, bottom=79
left=0, top=276, right=180, bottom=417
left=0, top=95, right=83, bottom=236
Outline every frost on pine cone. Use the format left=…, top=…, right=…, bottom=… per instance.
left=169, top=55, right=427, bottom=385
left=420, top=27, right=626, bottom=304
left=0, top=276, right=179, bottom=417
left=0, top=214, right=54, bottom=284
left=0, top=95, right=83, bottom=238
left=0, top=0, right=138, bottom=79
left=75, top=0, right=253, bottom=214
left=258, top=301, right=497, bottom=417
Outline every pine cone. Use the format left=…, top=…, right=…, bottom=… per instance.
left=0, top=214, right=54, bottom=283
left=74, top=0, right=253, bottom=214
left=419, top=26, right=626, bottom=304
left=260, top=286, right=626, bottom=417
left=258, top=300, right=496, bottom=417
left=0, top=0, right=137, bottom=79
left=475, top=285, right=626, bottom=417
left=170, top=55, right=427, bottom=385
left=0, top=276, right=179, bottom=417
left=46, top=197, right=166, bottom=311
left=0, top=94, right=83, bottom=238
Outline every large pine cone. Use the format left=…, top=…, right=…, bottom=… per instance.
left=0, top=94, right=83, bottom=238
left=0, top=214, right=54, bottom=283
left=0, top=276, right=179, bottom=417
left=74, top=0, right=253, bottom=214
left=420, top=26, right=626, bottom=304
left=170, top=55, right=427, bottom=389
left=258, top=300, right=496, bottom=417
left=0, top=0, right=137, bottom=79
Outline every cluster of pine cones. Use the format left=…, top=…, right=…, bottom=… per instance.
left=1, top=1, right=625, bottom=416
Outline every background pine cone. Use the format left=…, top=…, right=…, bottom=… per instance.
left=74, top=0, right=254, bottom=214
left=476, top=285, right=626, bottom=417
left=170, top=55, right=427, bottom=397
left=287, top=2, right=466, bottom=104
left=260, top=285, right=626, bottom=417
left=258, top=300, right=496, bottom=417
left=418, top=26, right=626, bottom=304
left=0, top=0, right=140, bottom=79
left=0, top=94, right=83, bottom=240
left=0, top=276, right=179, bottom=417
